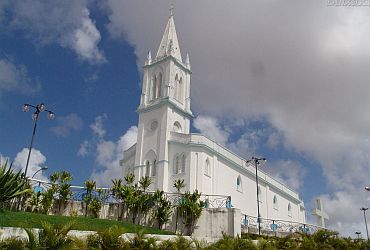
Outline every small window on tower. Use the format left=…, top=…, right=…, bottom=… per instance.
left=237, top=175, right=242, bottom=192
left=145, top=161, right=150, bottom=177
left=173, top=122, right=182, bottom=133
left=173, top=154, right=180, bottom=174
left=273, top=195, right=278, bottom=210
left=152, top=160, right=157, bottom=177
left=204, top=158, right=210, bottom=177
left=181, top=154, right=186, bottom=173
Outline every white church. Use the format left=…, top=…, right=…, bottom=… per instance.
left=121, top=12, right=306, bottom=224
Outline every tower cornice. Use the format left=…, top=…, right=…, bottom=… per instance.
left=137, top=97, right=194, bottom=119
left=143, top=54, right=192, bottom=74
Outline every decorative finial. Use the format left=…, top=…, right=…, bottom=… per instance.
left=185, top=53, right=191, bottom=69
left=170, top=4, right=174, bottom=16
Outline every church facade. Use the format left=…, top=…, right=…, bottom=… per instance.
left=121, top=13, right=306, bottom=224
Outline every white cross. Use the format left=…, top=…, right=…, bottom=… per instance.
left=170, top=4, right=174, bottom=16
left=312, top=198, right=329, bottom=228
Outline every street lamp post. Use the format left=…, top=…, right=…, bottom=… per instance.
left=355, top=231, right=361, bottom=240
left=247, top=156, right=266, bottom=235
left=31, top=166, right=48, bottom=179
left=361, top=207, right=369, bottom=240
left=22, top=103, right=54, bottom=180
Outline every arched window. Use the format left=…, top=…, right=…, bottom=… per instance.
left=177, top=77, right=183, bottom=101
left=173, top=121, right=182, bottom=133
left=152, top=160, right=157, bottom=177
left=237, top=175, right=242, bottom=191
left=288, top=203, right=292, bottom=217
left=273, top=195, right=278, bottom=210
left=174, top=74, right=179, bottom=99
left=156, top=73, right=162, bottom=98
left=204, top=158, right=210, bottom=176
left=145, top=161, right=150, bottom=177
left=150, top=75, right=157, bottom=101
left=181, top=154, right=186, bottom=173
left=173, top=154, right=180, bottom=174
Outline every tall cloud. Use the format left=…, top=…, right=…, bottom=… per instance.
left=91, top=126, right=138, bottom=186
left=12, top=148, right=48, bottom=181
left=78, top=114, right=137, bottom=186
left=104, top=1, right=370, bottom=235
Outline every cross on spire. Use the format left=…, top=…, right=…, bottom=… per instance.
left=170, top=4, right=174, bottom=16
left=312, top=198, right=329, bottom=228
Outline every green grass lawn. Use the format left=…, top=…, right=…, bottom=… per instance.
left=0, top=210, right=174, bottom=235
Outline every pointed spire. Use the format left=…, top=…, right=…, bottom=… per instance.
left=185, top=53, right=191, bottom=70
left=155, top=6, right=182, bottom=61
left=146, top=50, right=152, bottom=65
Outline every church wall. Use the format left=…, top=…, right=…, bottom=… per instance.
left=185, top=144, right=305, bottom=223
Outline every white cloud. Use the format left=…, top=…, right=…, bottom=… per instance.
left=103, top=1, right=370, bottom=235
left=50, top=113, right=83, bottom=137
left=13, top=148, right=48, bottom=181
left=90, top=114, right=107, bottom=139
left=193, top=115, right=229, bottom=146
left=78, top=114, right=138, bottom=186
left=0, top=58, right=41, bottom=97
left=91, top=126, right=138, bottom=186
left=72, top=8, right=106, bottom=63
left=265, top=160, right=307, bottom=191
left=1, top=1, right=105, bottom=64
left=78, top=140, right=90, bottom=157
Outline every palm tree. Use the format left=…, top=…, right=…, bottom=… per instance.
left=124, top=173, right=135, bottom=186
left=111, top=179, right=124, bottom=220
left=178, top=190, right=204, bottom=235
left=153, top=190, right=172, bottom=229
left=84, top=179, right=96, bottom=216
left=139, top=176, right=152, bottom=192
left=57, top=171, right=72, bottom=214
left=173, top=178, right=185, bottom=232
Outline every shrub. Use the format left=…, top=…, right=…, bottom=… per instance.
left=38, top=221, right=75, bottom=249
left=0, top=161, right=30, bottom=210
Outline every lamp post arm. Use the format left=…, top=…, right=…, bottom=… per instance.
left=31, top=168, right=43, bottom=179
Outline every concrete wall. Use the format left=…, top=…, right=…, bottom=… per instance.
left=193, top=208, right=241, bottom=241
left=30, top=201, right=240, bottom=240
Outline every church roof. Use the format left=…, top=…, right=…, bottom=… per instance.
left=155, top=12, right=182, bottom=62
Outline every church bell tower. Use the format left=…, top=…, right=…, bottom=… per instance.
left=134, top=10, right=192, bottom=191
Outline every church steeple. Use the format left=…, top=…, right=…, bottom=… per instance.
left=155, top=9, right=182, bottom=62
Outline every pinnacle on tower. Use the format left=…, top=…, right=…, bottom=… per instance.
left=146, top=50, right=152, bottom=65
left=185, top=53, right=191, bottom=70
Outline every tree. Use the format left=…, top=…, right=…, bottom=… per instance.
left=0, top=161, right=30, bottom=210
left=83, top=179, right=96, bottom=217
left=57, top=171, right=72, bottom=213
left=152, top=190, right=172, bottom=229
left=173, top=178, right=185, bottom=232
left=112, top=178, right=124, bottom=220
left=139, top=176, right=152, bottom=192
left=178, top=190, right=204, bottom=235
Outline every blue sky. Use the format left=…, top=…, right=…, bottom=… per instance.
left=1, top=0, right=370, bottom=236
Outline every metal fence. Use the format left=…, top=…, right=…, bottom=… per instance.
left=241, top=214, right=325, bottom=236
left=28, top=178, right=230, bottom=209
